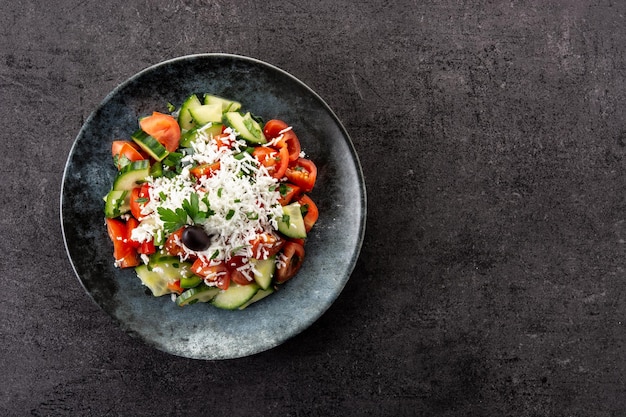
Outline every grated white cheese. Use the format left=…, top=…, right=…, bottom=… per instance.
left=130, top=126, right=283, bottom=276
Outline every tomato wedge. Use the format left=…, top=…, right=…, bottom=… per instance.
left=264, top=119, right=301, bottom=163
left=252, top=146, right=289, bottom=179
left=275, top=241, right=305, bottom=283
left=250, top=232, right=285, bottom=259
left=297, top=194, right=319, bottom=232
left=167, top=280, right=183, bottom=295
left=112, top=140, right=145, bottom=169
left=164, top=227, right=186, bottom=257
left=263, top=119, right=289, bottom=139
left=106, top=218, right=139, bottom=268
left=285, top=158, right=317, bottom=192
left=214, top=133, right=234, bottom=149
left=139, top=111, right=181, bottom=153
left=126, top=217, right=141, bottom=249
left=138, top=239, right=156, bottom=255
left=231, top=269, right=255, bottom=286
left=277, top=183, right=301, bottom=206
left=190, top=161, right=220, bottom=179
left=191, top=260, right=230, bottom=290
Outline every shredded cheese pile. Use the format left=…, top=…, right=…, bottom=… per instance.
left=130, top=127, right=283, bottom=267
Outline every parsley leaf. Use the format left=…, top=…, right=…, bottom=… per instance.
left=158, top=206, right=188, bottom=233
left=183, top=192, right=214, bottom=224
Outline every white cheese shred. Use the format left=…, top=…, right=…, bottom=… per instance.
left=129, top=127, right=283, bottom=278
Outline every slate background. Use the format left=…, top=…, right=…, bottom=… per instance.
left=2, top=0, right=626, bottom=416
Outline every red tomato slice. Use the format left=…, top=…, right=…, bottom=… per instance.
left=164, top=227, right=186, bottom=257
left=263, top=119, right=289, bottom=139
left=297, top=194, right=319, bottom=232
left=214, top=133, right=233, bottom=149
left=285, top=158, right=317, bottom=192
left=138, top=239, right=156, bottom=255
left=277, top=182, right=301, bottom=206
left=250, top=232, right=285, bottom=259
left=106, top=218, right=139, bottom=268
left=277, top=130, right=301, bottom=163
left=129, top=187, right=143, bottom=220
left=226, top=256, right=258, bottom=285
left=190, top=161, right=220, bottom=179
left=264, top=120, right=301, bottom=163
left=252, top=146, right=288, bottom=179
left=139, top=112, right=181, bottom=153
left=275, top=241, right=305, bottom=283
left=167, top=280, right=183, bottom=295
left=112, top=141, right=145, bottom=169
left=191, top=260, right=230, bottom=290
left=231, top=269, right=255, bottom=286
left=111, top=140, right=129, bottom=156
left=126, top=217, right=141, bottom=249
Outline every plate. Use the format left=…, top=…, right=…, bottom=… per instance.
left=60, top=54, right=366, bottom=360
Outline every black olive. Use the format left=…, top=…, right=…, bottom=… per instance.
left=181, top=225, right=212, bottom=251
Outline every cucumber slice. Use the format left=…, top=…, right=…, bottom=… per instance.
left=238, top=287, right=275, bottom=310
left=149, top=161, right=163, bottom=178
left=222, top=111, right=266, bottom=144
left=189, top=104, right=222, bottom=125
left=176, top=285, right=220, bottom=306
left=179, top=123, right=224, bottom=147
left=178, top=93, right=202, bottom=130
left=112, top=160, right=150, bottom=191
left=204, top=94, right=242, bottom=112
left=211, top=282, right=259, bottom=310
left=250, top=256, right=276, bottom=290
left=277, top=202, right=307, bottom=239
left=135, top=255, right=195, bottom=296
left=104, top=190, right=130, bottom=218
left=180, top=275, right=203, bottom=289
left=131, top=130, right=169, bottom=161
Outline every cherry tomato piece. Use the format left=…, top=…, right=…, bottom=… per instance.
left=275, top=241, right=305, bottom=283
left=285, top=158, right=317, bottom=192
left=139, top=111, right=181, bottom=153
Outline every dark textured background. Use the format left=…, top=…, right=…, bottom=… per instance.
left=2, top=1, right=626, bottom=416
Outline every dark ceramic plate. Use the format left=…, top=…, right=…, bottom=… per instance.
left=61, top=54, right=366, bottom=360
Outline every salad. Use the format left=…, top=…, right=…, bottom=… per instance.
left=103, top=93, right=319, bottom=310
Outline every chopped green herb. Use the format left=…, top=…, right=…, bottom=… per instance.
left=278, top=183, right=289, bottom=196
left=158, top=206, right=188, bottom=233
left=226, top=209, right=235, bottom=220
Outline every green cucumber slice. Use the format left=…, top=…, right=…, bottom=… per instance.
left=211, top=282, right=259, bottom=310
left=204, top=94, right=242, bottom=112
left=189, top=104, right=222, bottom=125
left=250, top=256, right=276, bottom=290
left=238, top=287, right=275, bottom=310
left=176, top=285, right=220, bottom=306
left=277, top=202, right=307, bottom=239
left=179, top=123, right=224, bottom=147
left=222, top=111, right=266, bottom=144
left=135, top=255, right=195, bottom=296
left=112, top=160, right=151, bottom=191
left=131, top=130, right=169, bottom=161
left=178, top=93, right=202, bottom=130
left=180, top=275, right=203, bottom=289
left=104, top=190, right=130, bottom=218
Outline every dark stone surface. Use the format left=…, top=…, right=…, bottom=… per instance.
left=1, top=0, right=626, bottom=415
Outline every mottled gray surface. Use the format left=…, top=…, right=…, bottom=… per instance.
left=2, top=0, right=626, bottom=416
